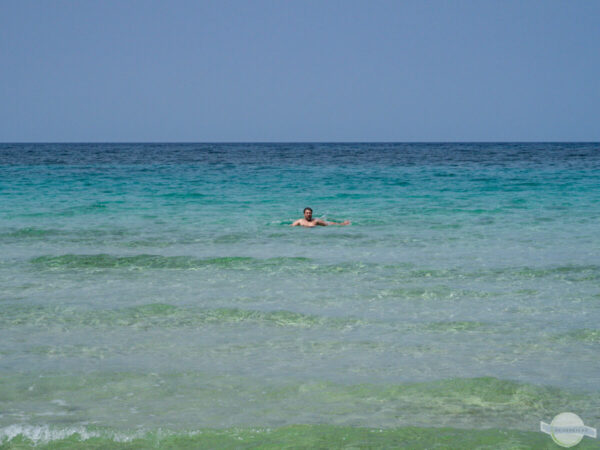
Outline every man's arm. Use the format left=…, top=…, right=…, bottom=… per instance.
left=291, top=219, right=301, bottom=226
left=316, top=219, right=350, bottom=226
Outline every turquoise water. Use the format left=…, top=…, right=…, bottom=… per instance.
left=1, top=143, right=599, bottom=448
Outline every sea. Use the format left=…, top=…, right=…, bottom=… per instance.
left=0, top=143, right=599, bottom=448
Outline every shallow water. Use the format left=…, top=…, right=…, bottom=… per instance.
left=1, top=143, right=599, bottom=447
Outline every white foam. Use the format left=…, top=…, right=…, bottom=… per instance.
left=0, top=424, right=184, bottom=444
left=0, top=424, right=101, bottom=444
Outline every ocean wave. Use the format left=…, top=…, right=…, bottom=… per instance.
left=0, top=423, right=584, bottom=449
left=0, top=303, right=500, bottom=334
left=0, top=227, right=63, bottom=239
left=1, top=375, right=598, bottom=448
left=0, top=227, right=130, bottom=243
left=25, top=254, right=600, bottom=283
left=29, top=254, right=312, bottom=270
left=376, top=286, right=502, bottom=300
left=0, top=303, right=365, bottom=330
left=552, top=328, right=600, bottom=344
left=0, top=424, right=152, bottom=446
left=17, top=202, right=113, bottom=218
left=421, top=321, right=489, bottom=332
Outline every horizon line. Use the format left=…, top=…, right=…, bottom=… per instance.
left=1, top=141, right=599, bottom=145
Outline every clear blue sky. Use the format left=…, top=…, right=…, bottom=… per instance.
left=1, top=0, right=598, bottom=142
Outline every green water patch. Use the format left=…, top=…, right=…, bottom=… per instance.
left=22, top=339, right=430, bottom=361
left=118, top=239, right=175, bottom=248
left=26, top=254, right=600, bottom=284
left=421, top=321, right=489, bottom=333
left=160, top=192, right=206, bottom=199
left=429, top=222, right=462, bottom=229
left=552, top=329, right=600, bottom=344
left=27, top=344, right=115, bottom=360
left=300, top=231, right=368, bottom=240
left=487, top=265, right=600, bottom=282
left=30, top=254, right=313, bottom=271
left=20, top=202, right=114, bottom=218
left=0, top=373, right=593, bottom=415
left=507, top=287, right=542, bottom=298
left=412, top=265, right=600, bottom=281
left=25, top=254, right=406, bottom=277
left=0, top=303, right=365, bottom=331
left=0, top=227, right=132, bottom=244
left=212, top=232, right=253, bottom=244
left=0, top=227, right=63, bottom=239
left=0, top=301, right=505, bottom=336
left=4, top=423, right=598, bottom=449
left=0, top=372, right=600, bottom=448
left=405, top=265, right=600, bottom=282
left=378, top=285, right=501, bottom=301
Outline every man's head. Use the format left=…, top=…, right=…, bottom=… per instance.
left=303, top=207, right=313, bottom=220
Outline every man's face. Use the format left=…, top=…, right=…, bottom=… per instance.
left=304, top=209, right=312, bottom=220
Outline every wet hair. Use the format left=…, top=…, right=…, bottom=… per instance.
left=303, top=207, right=313, bottom=213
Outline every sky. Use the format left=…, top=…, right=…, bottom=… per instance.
left=0, top=0, right=598, bottom=142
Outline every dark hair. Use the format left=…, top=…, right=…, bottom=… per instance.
left=303, top=207, right=313, bottom=213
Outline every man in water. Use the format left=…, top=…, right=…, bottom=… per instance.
left=291, top=207, right=350, bottom=227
